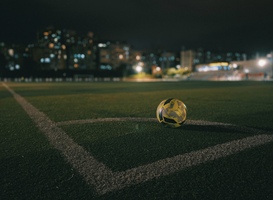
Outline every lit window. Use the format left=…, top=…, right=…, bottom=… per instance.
left=98, top=43, right=106, bottom=47
left=49, top=43, right=54, bottom=48
left=100, top=65, right=112, bottom=70
left=45, top=58, right=50, bottom=63
left=8, top=49, right=14, bottom=56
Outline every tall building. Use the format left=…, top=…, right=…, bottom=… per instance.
left=159, top=51, right=178, bottom=70
left=97, top=40, right=142, bottom=71
left=32, top=27, right=96, bottom=71
left=181, top=50, right=196, bottom=71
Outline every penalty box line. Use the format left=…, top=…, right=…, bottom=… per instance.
left=3, top=82, right=273, bottom=196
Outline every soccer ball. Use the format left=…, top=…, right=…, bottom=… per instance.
left=156, top=98, right=187, bottom=128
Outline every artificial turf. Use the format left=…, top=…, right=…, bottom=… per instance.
left=1, top=81, right=273, bottom=199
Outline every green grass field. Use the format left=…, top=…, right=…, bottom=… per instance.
left=1, top=81, right=273, bottom=199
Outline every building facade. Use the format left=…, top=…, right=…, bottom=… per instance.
left=33, top=27, right=96, bottom=71
left=181, top=49, right=248, bottom=72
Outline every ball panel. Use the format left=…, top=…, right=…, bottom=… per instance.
left=163, top=98, right=174, bottom=105
left=156, top=100, right=166, bottom=122
left=156, top=98, right=187, bottom=128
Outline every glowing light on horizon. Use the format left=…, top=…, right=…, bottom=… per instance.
left=136, top=65, right=142, bottom=73
left=258, top=59, right=267, bottom=67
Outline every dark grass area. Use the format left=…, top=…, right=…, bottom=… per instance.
left=61, top=121, right=255, bottom=171
left=1, top=81, right=273, bottom=199
left=99, top=142, right=273, bottom=200
left=9, top=81, right=273, bottom=129
left=0, top=89, right=95, bottom=199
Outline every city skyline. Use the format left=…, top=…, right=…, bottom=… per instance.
left=1, top=26, right=250, bottom=78
left=1, top=0, right=273, bottom=54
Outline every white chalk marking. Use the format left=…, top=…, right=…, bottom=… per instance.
left=3, top=83, right=114, bottom=192
left=3, top=82, right=273, bottom=195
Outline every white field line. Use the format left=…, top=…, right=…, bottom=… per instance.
left=2, top=83, right=114, bottom=192
left=3, top=82, right=273, bottom=196
left=56, top=118, right=269, bottom=135
left=56, top=118, right=228, bottom=126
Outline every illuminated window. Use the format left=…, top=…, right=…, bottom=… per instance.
left=8, top=49, right=14, bottom=56
left=40, top=58, right=51, bottom=63
left=49, top=43, right=54, bottom=48
left=45, top=58, right=50, bottom=63
left=100, top=65, right=112, bottom=70
left=136, top=55, right=141, bottom=60
left=98, top=43, right=107, bottom=47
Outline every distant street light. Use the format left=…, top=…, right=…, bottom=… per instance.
left=258, top=59, right=267, bottom=67
left=135, top=65, right=142, bottom=73
left=258, top=58, right=269, bottom=80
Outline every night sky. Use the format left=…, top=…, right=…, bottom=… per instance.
left=1, top=0, right=273, bottom=54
